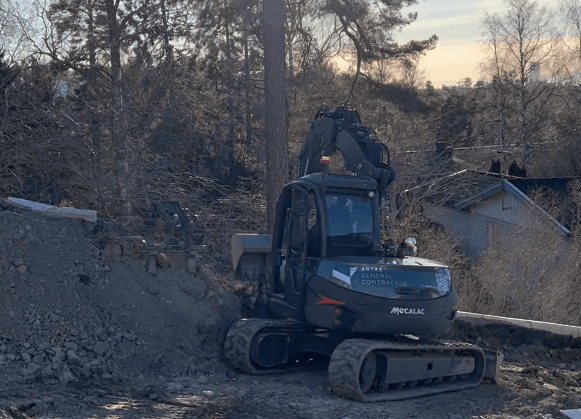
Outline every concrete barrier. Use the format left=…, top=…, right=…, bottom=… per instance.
left=7, top=197, right=97, bottom=223
left=457, top=311, right=581, bottom=339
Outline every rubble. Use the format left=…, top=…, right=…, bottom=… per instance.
left=0, top=199, right=241, bottom=403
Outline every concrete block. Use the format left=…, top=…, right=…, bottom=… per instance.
left=457, top=311, right=581, bottom=339
left=561, top=409, right=581, bottom=419
left=7, top=197, right=97, bottom=223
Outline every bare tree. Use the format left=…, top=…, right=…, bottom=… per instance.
left=0, top=0, right=23, bottom=64
left=482, top=12, right=509, bottom=161
left=285, top=0, right=316, bottom=104
left=482, top=0, right=560, bottom=164
left=360, top=53, right=425, bottom=89
left=399, top=55, right=426, bottom=90
left=102, top=0, right=153, bottom=214
left=6, top=0, right=60, bottom=65
left=497, top=0, right=556, bottom=83
left=559, top=0, right=581, bottom=72
left=264, top=0, right=289, bottom=230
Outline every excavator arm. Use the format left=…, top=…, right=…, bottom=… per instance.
left=297, top=104, right=395, bottom=197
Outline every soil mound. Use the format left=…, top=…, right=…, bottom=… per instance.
left=0, top=200, right=241, bottom=392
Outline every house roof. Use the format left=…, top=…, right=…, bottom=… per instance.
left=452, top=180, right=505, bottom=210
left=453, top=179, right=572, bottom=236
left=510, top=177, right=574, bottom=198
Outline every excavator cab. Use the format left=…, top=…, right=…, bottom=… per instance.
left=267, top=173, right=383, bottom=316
left=265, top=171, right=461, bottom=338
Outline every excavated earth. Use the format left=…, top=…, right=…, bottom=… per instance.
left=1, top=199, right=581, bottom=419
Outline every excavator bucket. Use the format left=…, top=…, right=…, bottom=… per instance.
left=231, top=233, right=272, bottom=281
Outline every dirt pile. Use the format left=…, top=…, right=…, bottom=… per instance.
left=0, top=199, right=242, bottom=392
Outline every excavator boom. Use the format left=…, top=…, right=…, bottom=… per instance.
left=297, top=103, right=395, bottom=197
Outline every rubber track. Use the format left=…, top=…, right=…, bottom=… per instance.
left=223, top=318, right=304, bottom=374
left=328, top=338, right=486, bottom=402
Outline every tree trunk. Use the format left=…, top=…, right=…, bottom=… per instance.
left=87, top=0, right=96, bottom=70
left=160, top=0, right=172, bottom=62
left=244, top=30, right=252, bottom=149
left=105, top=0, right=122, bottom=118
left=263, top=0, right=289, bottom=231
left=105, top=0, right=130, bottom=214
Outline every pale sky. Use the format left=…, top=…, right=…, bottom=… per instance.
left=394, top=0, right=558, bottom=86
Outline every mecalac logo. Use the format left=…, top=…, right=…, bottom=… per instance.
left=391, top=307, right=425, bottom=315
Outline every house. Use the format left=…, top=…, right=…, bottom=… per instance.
left=423, top=171, right=575, bottom=287
left=424, top=176, right=572, bottom=257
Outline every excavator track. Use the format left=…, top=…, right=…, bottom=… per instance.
left=225, top=320, right=491, bottom=401
left=328, top=338, right=486, bottom=402
left=223, top=318, right=304, bottom=374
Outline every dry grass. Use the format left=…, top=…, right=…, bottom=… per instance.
left=397, top=208, right=581, bottom=325
left=454, top=227, right=581, bottom=325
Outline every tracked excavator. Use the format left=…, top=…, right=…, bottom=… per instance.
left=225, top=104, right=501, bottom=401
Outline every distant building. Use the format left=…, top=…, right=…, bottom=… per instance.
left=425, top=177, right=571, bottom=256
left=423, top=172, right=574, bottom=287
left=528, top=62, right=540, bottom=82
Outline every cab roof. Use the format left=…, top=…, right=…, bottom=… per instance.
left=298, top=173, right=378, bottom=192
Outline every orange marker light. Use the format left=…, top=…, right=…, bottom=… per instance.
left=316, top=294, right=345, bottom=305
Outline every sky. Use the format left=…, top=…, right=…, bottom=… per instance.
left=393, top=0, right=557, bottom=87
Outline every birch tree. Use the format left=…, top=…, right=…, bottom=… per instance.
left=482, top=0, right=559, bottom=164
left=560, top=0, right=581, bottom=65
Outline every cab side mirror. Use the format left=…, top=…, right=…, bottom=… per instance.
left=385, top=237, right=419, bottom=258
left=383, top=238, right=397, bottom=257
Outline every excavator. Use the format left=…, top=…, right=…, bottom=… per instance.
left=225, top=104, right=501, bottom=402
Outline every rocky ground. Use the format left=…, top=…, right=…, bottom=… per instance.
left=1, top=199, right=581, bottom=418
